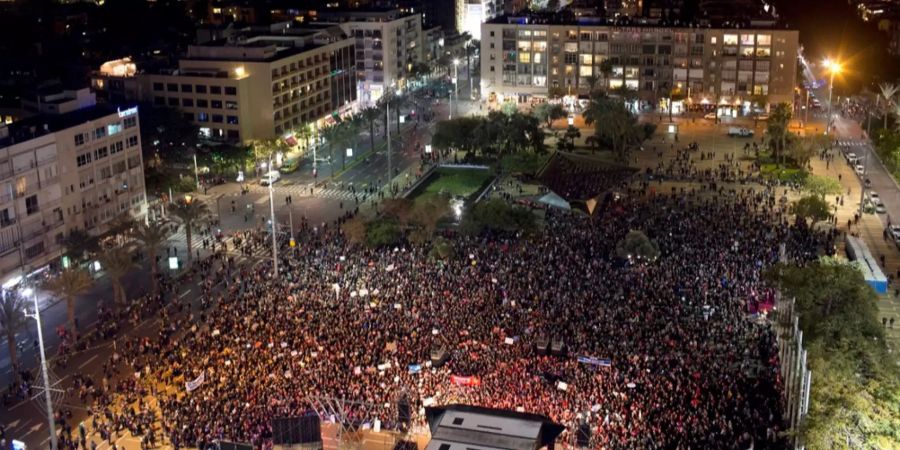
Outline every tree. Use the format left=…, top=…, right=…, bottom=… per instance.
left=170, top=199, right=209, bottom=266
left=62, top=228, right=100, bottom=262
left=615, top=230, right=660, bottom=263
left=766, top=102, right=793, bottom=165
left=598, top=59, right=614, bottom=92
left=0, top=290, right=27, bottom=372
left=878, top=82, right=899, bottom=129
left=583, top=93, right=643, bottom=161
left=361, top=106, right=382, bottom=155
left=461, top=199, right=536, bottom=235
left=533, top=103, right=566, bottom=129
left=428, top=237, right=455, bottom=260
left=98, top=246, right=136, bottom=307
left=407, top=195, right=450, bottom=244
left=501, top=101, right=518, bottom=116
left=43, top=268, right=93, bottom=338
left=788, top=136, right=818, bottom=167
left=342, top=216, right=368, bottom=246
left=321, top=124, right=342, bottom=177
left=766, top=260, right=900, bottom=448
left=129, top=220, right=173, bottom=296
left=791, top=195, right=832, bottom=224
left=802, top=174, right=843, bottom=199
left=365, top=218, right=403, bottom=248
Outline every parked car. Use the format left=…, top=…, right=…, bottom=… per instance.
left=855, top=164, right=865, bottom=175
left=279, top=159, right=299, bottom=174
left=875, top=203, right=887, bottom=214
left=869, top=190, right=879, bottom=202
left=889, top=224, right=900, bottom=241
left=260, top=170, right=281, bottom=186
left=704, top=112, right=717, bottom=120
left=845, top=152, right=858, bottom=164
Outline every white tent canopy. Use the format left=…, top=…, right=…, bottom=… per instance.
left=538, top=192, right=571, bottom=210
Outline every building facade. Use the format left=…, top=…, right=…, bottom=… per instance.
left=480, top=15, right=798, bottom=115
left=457, top=0, right=499, bottom=40
left=318, top=9, right=424, bottom=105
left=0, top=103, right=147, bottom=285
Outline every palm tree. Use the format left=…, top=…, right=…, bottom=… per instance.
left=599, top=59, right=614, bottom=92
left=767, top=102, right=793, bottom=166
left=98, top=246, right=137, bottom=307
left=170, top=199, right=209, bottom=266
left=62, top=229, right=100, bottom=262
left=43, top=268, right=93, bottom=338
left=129, top=220, right=173, bottom=295
left=320, top=124, right=342, bottom=177
left=879, top=83, right=899, bottom=129
left=0, top=290, right=27, bottom=373
left=361, top=106, right=382, bottom=155
left=342, top=116, right=364, bottom=170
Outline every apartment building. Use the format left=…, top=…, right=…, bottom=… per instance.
left=92, top=24, right=357, bottom=143
left=0, top=100, right=147, bottom=285
left=480, top=14, right=798, bottom=116
left=457, top=0, right=499, bottom=40
left=318, top=9, right=423, bottom=105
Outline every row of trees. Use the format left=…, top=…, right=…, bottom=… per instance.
left=767, top=259, right=900, bottom=448
left=432, top=110, right=547, bottom=160
left=0, top=198, right=211, bottom=371
left=583, top=94, right=656, bottom=160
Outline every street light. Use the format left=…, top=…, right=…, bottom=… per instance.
left=452, top=59, right=460, bottom=119
left=21, top=286, right=58, bottom=450
left=823, top=58, right=842, bottom=135
left=267, top=157, right=278, bottom=277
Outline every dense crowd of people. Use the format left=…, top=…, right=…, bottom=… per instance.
left=59, top=180, right=836, bottom=450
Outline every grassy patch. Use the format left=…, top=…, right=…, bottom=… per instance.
left=760, top=163, right=808, bottom=183
left=422, top=168, right=493, bottom=197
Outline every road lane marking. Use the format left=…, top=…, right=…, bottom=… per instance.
left=179, top=289, right=192, bottom=298
left=78, top=354, right=99, bottom=369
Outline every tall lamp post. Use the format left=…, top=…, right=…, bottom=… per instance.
left=451, top=59, right=460, bottom=120
left=22, top=286, right=58, bottom=450
left=823, top=58, right=842, bottom=135
left=267, top=157, right=278, bottom=277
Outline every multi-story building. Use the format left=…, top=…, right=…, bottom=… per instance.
left=318, top=9, right=423, bottom=105
left=480, top=14, right=798, bottom=116
left=457, top=0, right=499, bottom=40
left=0, top=98, right=147, bottom=285
left=93, top=23, right=357, bottom=143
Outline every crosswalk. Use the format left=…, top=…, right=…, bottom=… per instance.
left=250, top=183, right=370, bottom=201
left=838, top=140, right=866, bottom=147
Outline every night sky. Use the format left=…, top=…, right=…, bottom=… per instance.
left=773, top=0, right=899, bottom=92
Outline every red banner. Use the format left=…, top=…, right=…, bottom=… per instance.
left=451, top=375, right=481, bottom=386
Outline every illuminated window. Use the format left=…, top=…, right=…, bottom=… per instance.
left=580, top=54, right=593, bottom=65
left=518, top=41, right=532, bottom=51
left=756, top=35, right=771, bottom=46
left=740, top=34, right=754, bottom=45
left=723, top=34, right=738, bottom=45
left=519, top=53, right=531, bottom=63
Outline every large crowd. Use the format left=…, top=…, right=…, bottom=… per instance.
left=52, top=179, right=838, bottom=450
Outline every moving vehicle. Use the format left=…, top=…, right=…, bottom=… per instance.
left=260, top=170, right=281, bottom=186
left=845, top=152, right=858, bottom=164
left=728, top=127, right=753, bottom=137
left=279, top=159, right=299, bottom=174
left=704, top=112, right=717, bottom=120
left=888, top=225, right=900, bottom=248
left=855, top=164, right=865, bottom=175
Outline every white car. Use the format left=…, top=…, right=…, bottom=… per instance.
left=855, top=164, right=865, bottom=175
left=889, top=225, right=900, bottom=240
left=846, top=152, right=858, bottom=164
left=728, top=127, right=754, bottom=137
left=869, top=191, right=879, bottom=202
left=875, top=203, right=887, bottom=214
left=260, top=170, right=281, bottom=186
left=704, top=112, right=717, bottom=120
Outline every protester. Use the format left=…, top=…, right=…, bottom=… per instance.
left=67, top=183, right=832, bottom=450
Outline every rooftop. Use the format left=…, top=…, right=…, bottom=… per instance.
left=0, top=104, right=123, bottom=148
left=486, top=9, right=786, bottom=29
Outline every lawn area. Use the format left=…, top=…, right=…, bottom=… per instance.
left=420, top=167, right=494, bottom=198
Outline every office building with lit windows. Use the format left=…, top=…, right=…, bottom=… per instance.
left=0, top=94, right=147, bottom=285
left=92, top=23, right=357, bottom=143
left=318, top=9, right=423, bottom=106
left=480, top=14, right=798, bottom=116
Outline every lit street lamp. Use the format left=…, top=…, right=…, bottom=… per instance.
left=21, top=286, right=58, bottom=450
left=451, top=59, right=460, bottom=119
left=823, top=58, right=842, bottom=135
